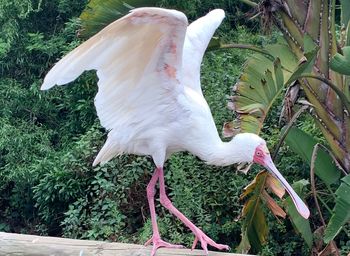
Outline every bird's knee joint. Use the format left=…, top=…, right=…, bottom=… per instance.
left=160, top=194, right=173, bottom=208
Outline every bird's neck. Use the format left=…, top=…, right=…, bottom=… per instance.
left=192, top=137, right=248, bottom=166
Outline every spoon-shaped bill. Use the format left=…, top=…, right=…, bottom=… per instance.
left=263, top=155, right=310, bottom=219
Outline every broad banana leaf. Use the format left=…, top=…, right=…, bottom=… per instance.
left=284, top=126, right=341, bottom=186
left=330, top=46, right=350, bottom=76
left=79, top=0, right=157, bottom=38
left=324, top=174, right=350, bottom=243
left=226, top=44, right=298, bottom=135
left=340, top=0, right=350, bottom=28
left=225, top=43, right=309, bottom=252
left=284, top=45, right=318, bottom=86
left=233, top=1, right=350, bottom=251
left=260, top=0, right=350, bottom=171
left=284, top=179, right=312, bottom=248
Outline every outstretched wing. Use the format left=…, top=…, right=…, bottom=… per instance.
left=42, top=8, right=188, bottom=165
left=182, top=9, right=225, bottom=94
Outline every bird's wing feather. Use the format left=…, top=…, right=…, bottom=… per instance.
left=41, top=7, right=188, bottom=165
left=182, top=9, right=225, bottom=94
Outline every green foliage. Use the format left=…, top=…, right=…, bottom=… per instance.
left=324, top=175, right=350, bottom=243
left=237, top=171, right=269, bottom=253
left=0, top=0, right=90, bottom=235
left=225, top=44, right=297, bottom=135
left=283, top=46, right=318, bottom=86
left=340, top=0, right=350, bottom=27
left=284, top=179, right=312, bottom=248
left=0, top=0, right=42, bottom=58
left=330, top=46, right=350, bottom=76
left=284, top=127, right=341, bottom=186
left=157, top=0, right=259, bottom=31
left=0, top=79, right=54, bottom=233
left=227, top=0, right=350, bottom=254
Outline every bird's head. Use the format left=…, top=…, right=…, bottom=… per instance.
left=233, top=133, right=310, bottom=219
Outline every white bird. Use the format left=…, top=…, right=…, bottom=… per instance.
left=41, top=7, right=310, bottom=255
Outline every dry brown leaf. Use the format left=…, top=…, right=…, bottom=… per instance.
left=222, top=121, right=237, bottom=138
left=313, top=226, right=325, bottom=252
left=266, top=174, right=285, bottom=199
left=318, top=241, right=340, bottom=256
left=262, top=190, right=286, bottom=218
left=280, top=83, right=300, bottom=123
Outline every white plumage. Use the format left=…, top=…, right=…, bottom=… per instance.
left=42, top=8, right=226, bottom=168
left=42, top=7, right=309, bottom=255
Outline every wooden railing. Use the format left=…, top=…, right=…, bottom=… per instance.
left=0, top=232, right=253, bottom=256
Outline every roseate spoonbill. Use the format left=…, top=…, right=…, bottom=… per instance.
left=41, top=7, right=310, bottom=255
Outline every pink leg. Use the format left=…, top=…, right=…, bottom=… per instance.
left=158, top=168, right=230, bottom=254
left=144, top=167, right=184, bottom=256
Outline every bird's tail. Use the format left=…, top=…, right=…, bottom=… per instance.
left=93, top=137, right=122, bottom=166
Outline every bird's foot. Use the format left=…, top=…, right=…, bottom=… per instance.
left=144, top=235, right=184, bottom=256
left=191, top=227, right=230, bottom=255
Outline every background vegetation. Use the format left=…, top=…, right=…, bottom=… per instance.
left=0, top=0, right=348, bottom=255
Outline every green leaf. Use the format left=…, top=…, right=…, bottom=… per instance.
left=324, top=174, right=350, bottom=243
left=273, top=57, right=284, bottom=89
left=284, top=126, right=341, bottom=186
left=236, top=230, right=251, bottom=253
left=341, top=0, right=350, bottom=27
left=284, top=179, right=313, bottom=248
left=257, top=0, right=350, bottom=177
left=330, top=46, right=350, bottom=75
left=79, top=0, right=157, bottom=38
left=230, top=44, right=298, bottom=134
left=239, top=171, right=269, bottom=251
left=285, top=46, right=318, bottom=86
left=303, top=33, right=316, bottom=54
left=346, top=21, right=350, bottom=47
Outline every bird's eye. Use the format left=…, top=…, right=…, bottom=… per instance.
left=256, top=150, right=262, bottom=157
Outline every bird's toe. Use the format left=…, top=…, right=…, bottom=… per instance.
left=192, top=227, right=230, bottom=253
left=145, top=236, right=184, bottom=256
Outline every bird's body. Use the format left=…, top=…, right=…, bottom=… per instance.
left=42, top=7, right=309, bottom=255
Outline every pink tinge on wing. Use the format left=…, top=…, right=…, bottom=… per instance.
left=264, top=156, right=310, bottom=219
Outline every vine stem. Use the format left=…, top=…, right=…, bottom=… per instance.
left=310, top=143, right=326, bottom=226
left=272, top=105, right=309, bottom=160
left=220, top=43, right=275, bottom=60
left=297, top=74, right=350, bottom=114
